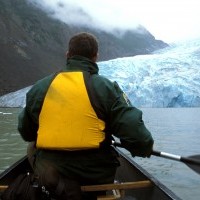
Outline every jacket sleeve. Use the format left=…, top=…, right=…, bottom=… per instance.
left=18, top=106, right=38, bottom=141
left=109, top=82, right=154, bottom=157
left=18, top=87, right=40, bottom=142
left=18, top=74, right=54, bottom=142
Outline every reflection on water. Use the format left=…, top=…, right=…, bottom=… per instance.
left=0, top=107, right=200, bottom=200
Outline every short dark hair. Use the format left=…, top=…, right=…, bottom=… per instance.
left=68, top=32, right=98, bottom=59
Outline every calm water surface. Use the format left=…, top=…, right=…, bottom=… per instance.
left=0, top=107, right=200, bottom=200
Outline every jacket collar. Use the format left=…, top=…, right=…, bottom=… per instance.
left=65, top=56, right=99, bottom=74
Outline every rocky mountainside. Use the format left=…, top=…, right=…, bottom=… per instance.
left=0, top=0, right=168, bottom=95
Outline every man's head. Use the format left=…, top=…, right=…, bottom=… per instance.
left=66, top=32, right=98, bottom=62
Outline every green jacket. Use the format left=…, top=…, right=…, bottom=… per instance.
left=18, top=56, right=153, bottom=157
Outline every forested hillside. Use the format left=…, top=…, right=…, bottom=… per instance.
left=0, top=0, right=168, bottom=95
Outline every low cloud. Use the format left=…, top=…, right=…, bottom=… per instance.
left=28, top=0, right=141, bottom=32
left=28, top=0, right=200, bottom=43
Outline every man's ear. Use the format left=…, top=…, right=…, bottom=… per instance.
left=66, top=51, right=70, bottom=58
left=92, top=53, right=98, bottom=62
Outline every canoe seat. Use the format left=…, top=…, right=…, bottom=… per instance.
left=0, top=180, right=152, bottom=200
left=81, top=180, right=152, bottom=200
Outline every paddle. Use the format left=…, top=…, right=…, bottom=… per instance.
left=152, top=150, right=200, bottom=175
left=112, top=141, right=200, bottom=175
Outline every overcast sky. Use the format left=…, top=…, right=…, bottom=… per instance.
left=31, top=0, right=200, bottom=43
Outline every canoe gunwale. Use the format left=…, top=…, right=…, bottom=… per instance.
left=115, top=147, right=182, bottom=200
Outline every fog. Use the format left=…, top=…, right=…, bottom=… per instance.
left=28, top=0, right=200, bottom=43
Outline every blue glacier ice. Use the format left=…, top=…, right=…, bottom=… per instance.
left=0, top=39, right=200, bottom=107
left=99, top=39, right=200, bottom=107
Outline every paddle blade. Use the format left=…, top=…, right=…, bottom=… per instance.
left=185, top=155, right=200, bottom=175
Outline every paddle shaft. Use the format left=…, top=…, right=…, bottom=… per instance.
left=152, top=150, right=200, bottom=166
left=113, top=141, right=200, bottom=166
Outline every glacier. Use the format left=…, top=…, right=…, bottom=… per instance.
left=0, top=39, right=200, bottom=108
left=99, top=39, right=200, bottom=107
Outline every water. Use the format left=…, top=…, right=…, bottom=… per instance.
left=0, top=107, right=200, bottom=200
left=0, top=108, right=27, bottom=172
left=127, top=107, right=200, bottom=200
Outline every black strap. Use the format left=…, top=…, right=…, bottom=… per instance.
left=83, top=72, right=113, bottom=148
left=83, top=71, right=105, bottom=121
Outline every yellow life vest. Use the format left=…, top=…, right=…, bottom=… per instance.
left=36, top=72, right=105, bottom=150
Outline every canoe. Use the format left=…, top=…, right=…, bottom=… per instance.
left=0, top=147, right=182, bottom=200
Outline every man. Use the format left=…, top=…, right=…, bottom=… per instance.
left=18, top=32, right=154, bottom=200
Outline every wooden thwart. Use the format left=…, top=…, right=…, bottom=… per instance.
left=81, top=180, right=152, bottom=200
left=0, top=185, right=7, bottom=192
left=0, top=180, right=152, bottom=200
left=0, top=180, right=152, bottom=192
left=81, top=180, right=152, bottom=192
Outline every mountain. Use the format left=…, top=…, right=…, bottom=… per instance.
left=0, top=0, right=167, bottom=96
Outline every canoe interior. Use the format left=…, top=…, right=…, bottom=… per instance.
left=0, top=148, right=181, bottom=200
left=0, top=156, right=30, bottom=185
left=115, top=148, right=181, bottom=200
